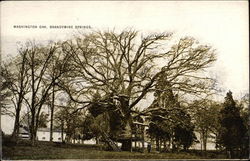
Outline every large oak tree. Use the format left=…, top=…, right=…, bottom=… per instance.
left=58, top=29, right=216, bottom=150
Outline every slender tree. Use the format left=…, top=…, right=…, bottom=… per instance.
left=54, top=100, right=83, bottom=143
left=47, top=47, right=69, bottom=142
left=21, top=41, right=70, bottom=145
left=1, top=49, right=30, bottom=141
left=191, top=99, right=221, bottom=152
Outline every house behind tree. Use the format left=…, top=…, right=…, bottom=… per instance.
left=37, top=128, right=66, bottom=142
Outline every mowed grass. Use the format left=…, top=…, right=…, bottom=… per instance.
left=2, top=137, right=225, bottom=160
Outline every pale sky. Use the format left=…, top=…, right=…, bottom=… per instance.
left=1, top=1, right=249, bottom=134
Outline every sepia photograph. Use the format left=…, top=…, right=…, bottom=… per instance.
left=0, top=1, right=249, bottom=160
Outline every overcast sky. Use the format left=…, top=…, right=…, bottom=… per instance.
left=1, top=1, right=248, bottom=134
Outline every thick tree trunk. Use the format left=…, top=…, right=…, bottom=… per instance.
left=30, top=110, right=36, bottom=145
left=73, top=130, right=75, bottom=144
left=227, top=148, right=232, bottom=159
left=11, top=53, right=26, bottom=142
left=164, top=139, right=167, bottom=151
left=203, top=136, right=207, bottom=152
left=12, top=107, right=21, bottom=141
left=200, top=133, right=203, bottom=152
left=96, top=137, right=99, bottom=145
left=65, top=133, right=70, bottom=143
left=172, top=141, right=176, bottom=152
left=120, top=120, right=133, bottom=151
left=11, top=97, right=23, bottom=141
left=156, top=137, right=160, bottom=151
left=121, top=139, right=132, bottom=151
left=118, top=95, right=133, bottom=151
left=50, top=85, right=55, bottom=142
left=142, top=131, right=145, bottom=152
left=169, top=137, right=172, bottom=151
left=160, top=139, right=162, bottom=152
left=61, top=120, right=64, bottom=142
left=170, top=131, right=175, bottom=152
left=200, top=130, right=207, bottom=155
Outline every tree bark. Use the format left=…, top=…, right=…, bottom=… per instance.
left=201, top=130, right=207, bottom=153
left=119, top=95, right=133, bottom=151
left=96, top=136, right=99, bottom=145
left=30, top=110, right=36, bottom=145
left=50, top=85, right=55, bottom=142
left=121, top=139, right=132, bottom=151
left=142, top=131, right=145, bottom=152
left=200, top=132, right=203, bottom=152
left=164, top=139, right=167, bottom=151
left=203, top=134, right=207, bottom=152
left=156, top=137, right=160, bottom=151
left=159, top=139, right=162, bottom=152
left=12, top=105, right=21, bottom=141
left=11, top=51, right=27, bottom=142
left=61, top=120, right=64, bottom=142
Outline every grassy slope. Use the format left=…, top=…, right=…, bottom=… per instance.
left=2, top=137, right=226, bottom=160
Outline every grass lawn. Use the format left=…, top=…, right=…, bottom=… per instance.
left=2, top=137, right=227, bottom=160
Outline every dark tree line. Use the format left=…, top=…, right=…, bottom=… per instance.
left=217, top=91, right=248, bottom=158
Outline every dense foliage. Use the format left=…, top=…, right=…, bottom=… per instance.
left=217, top=91, right=247, bottom=158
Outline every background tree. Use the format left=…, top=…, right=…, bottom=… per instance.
left=238, top=93, right=249, bottom=128
left=172, top=109, right=196, bottom=151
left=146, top=68, right=197, bottom=152
left=1, top=49, right=30, bottom=141
left=81, top=113, right=110, bottom=144
left=20, top=41, right=70, bottom=145
left=191, top=99, right=221, bottom=152
left=54, top=100, right=84, bottom=143
left=37, top=112, right=49, bottom=128
left=81, top=115, right=96, bottom=141
left=20, top=111, right=49, bottom=129
left=147, top=104, right=171, bottom=152
left=217, top=91, right=247, bottom=158
left=234, top=93, right=249, bottom=157
left=46, top=48, right=70, bottom=142
left=0, top=66, right=13, bottom=116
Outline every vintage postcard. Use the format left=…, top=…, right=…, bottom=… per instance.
left=0, top=1, right=249, bottom=160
